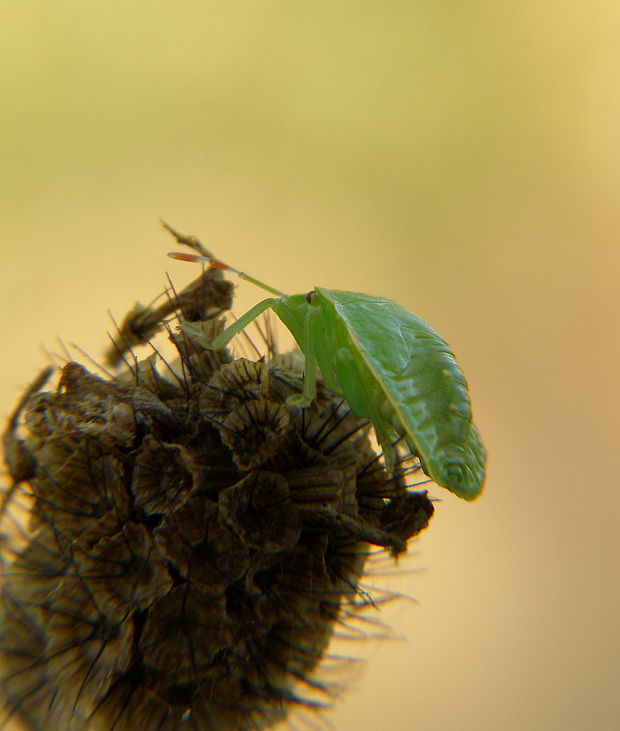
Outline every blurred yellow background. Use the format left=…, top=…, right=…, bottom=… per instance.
left=1, top=2, right=618, bottom=729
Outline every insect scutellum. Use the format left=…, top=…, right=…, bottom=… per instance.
left=165, top=222, right=487, bottom=501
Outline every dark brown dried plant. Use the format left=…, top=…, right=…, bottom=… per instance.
left=1, top=251, right=433, bottom=730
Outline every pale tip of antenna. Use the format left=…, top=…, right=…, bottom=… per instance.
left=167, top=252, right=206, bottom=263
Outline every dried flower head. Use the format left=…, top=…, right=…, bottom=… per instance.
left=1, top=243, right=433, bottom=730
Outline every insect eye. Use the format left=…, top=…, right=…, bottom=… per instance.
left=305, top=290, right=317, bottom=304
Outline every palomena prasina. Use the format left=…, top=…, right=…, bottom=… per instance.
left=166, top=226, right=486, bottom=501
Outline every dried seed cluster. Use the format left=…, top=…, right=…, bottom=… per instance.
left=1, top=266, right=433, bottom=730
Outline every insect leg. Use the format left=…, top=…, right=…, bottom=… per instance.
left=181, top=298, right=280, bottom=350
left=286, top=307, right=320, bottom=407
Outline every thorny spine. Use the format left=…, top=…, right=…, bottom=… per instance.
left=1, top=248, right=433, bottom=730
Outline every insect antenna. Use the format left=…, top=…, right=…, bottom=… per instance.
left=163, top=220, right=289, bottom=299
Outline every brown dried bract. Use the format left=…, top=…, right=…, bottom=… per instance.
left=105, top=263, right=233, bottom=367
left=1, top=252, right=433, bottom=731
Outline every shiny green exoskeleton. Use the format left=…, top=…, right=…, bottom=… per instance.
left=167, top=229, right=486, bottom=500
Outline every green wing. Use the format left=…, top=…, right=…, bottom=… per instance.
left=316, top=288, right=486, bottom=500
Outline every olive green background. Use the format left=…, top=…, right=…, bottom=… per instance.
left=1, top=3, right=618, bottom=730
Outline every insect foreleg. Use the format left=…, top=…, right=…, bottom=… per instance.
left=181, top=298, right=280, bottom=350
left=286, top=306, right=320, bottom=407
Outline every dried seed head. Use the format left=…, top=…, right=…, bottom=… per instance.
left=1, top=253, right=433, bottom=730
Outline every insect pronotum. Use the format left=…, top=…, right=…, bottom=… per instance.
left=166, top=225, right=486, bottom=501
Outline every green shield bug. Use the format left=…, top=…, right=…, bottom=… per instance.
left=165, top=224, right=486, bottom=501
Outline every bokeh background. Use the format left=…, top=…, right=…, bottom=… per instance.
left=1, top=2, right=618, bottom=729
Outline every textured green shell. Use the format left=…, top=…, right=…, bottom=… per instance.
left=284, top=288, right=486, bottom=500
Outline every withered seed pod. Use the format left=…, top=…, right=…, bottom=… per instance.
left=1, top=263, right=433, bottom=730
